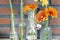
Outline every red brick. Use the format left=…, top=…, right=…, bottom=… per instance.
left=51, top=0, right=60, bottom=5
left=0, top=0, right=9, bottom=5
left=24, top=0, right=34, bottom=4
left=15, top=18, right=19, bottom=25
left=50, top=18, right=60, bottom=25
left=0, top=18, right=10, bottom=24
left=0, top=18, right=28, bottom=25
left=15, top=18, right=28, bottom=25
left=13, top=0, right=20, bottom=5
left=56, top=8, right=60, bottom=16
left=0, top=27, right=26, bottom=35
left=0, top=8, right=18, bottom=15
left=0, top=0, right=19, bottom=5
left=0, top=27, right=10, bottom=34
left=52, top=28, right=60, bottom=34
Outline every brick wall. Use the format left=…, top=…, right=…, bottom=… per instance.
left=0, top=0, right=19, bottom=5
left=50, top=0, right=60, bottom=37
left=0, top=0, right=20, bottom=38
left=0, top=0, right=60, bottom=39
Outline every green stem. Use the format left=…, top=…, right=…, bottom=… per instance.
left=20, top=27, right=23, bottom=40
left=9, top=0, right=15, bottom=33
left=20, top=0, right=24, bottom=40
left=9, top=0, right=18, bottom=40
left=44, top=20, right=49, bottom=40
left=45, top=20, right=49, bottom=28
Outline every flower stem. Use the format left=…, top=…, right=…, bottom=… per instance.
left=44, top=20, right=49, bottom=40
left=20, top=27, right=23, bottom=40
left=9, top=0, right=18, bottom=40
left=9, top=0, right=15, bottom=32
left=20, top=0, right=24, bottom=40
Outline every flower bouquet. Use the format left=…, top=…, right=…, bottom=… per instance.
left=23, top=0, right=58, bottom=40
left=35, top=7, right=58, bottom=40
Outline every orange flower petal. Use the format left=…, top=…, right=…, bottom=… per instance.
left=45, top=7, right=58, bottom=18
left=23, top=5, right=31, bottom=14
left=35, top=10, right=48, bottom=23
left=27, top=4, right=38, bottom=10
left=23, top=4, right=38, bottom=14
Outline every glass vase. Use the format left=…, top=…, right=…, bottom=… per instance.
left=40, top=21, right=52, bottom=40
left=26, top=10, right=37, bottom=40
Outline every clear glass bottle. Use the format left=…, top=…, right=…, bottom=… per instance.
left=26, top=10, right=37, bottom=40
left=10, top=30, right=19, bottom=40
left=40, top=21, right=52, bottom=40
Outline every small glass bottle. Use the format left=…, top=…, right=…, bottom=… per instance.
left=10, top=30, right=19, bottom=40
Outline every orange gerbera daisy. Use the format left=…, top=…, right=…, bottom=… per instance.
left=23, top=4, right=38, bottom=14
left=35, top=10, right=48, bottom=23
left=23, top=5, right=31, bottom=14
left=45, top=7, right=58, bottom=18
